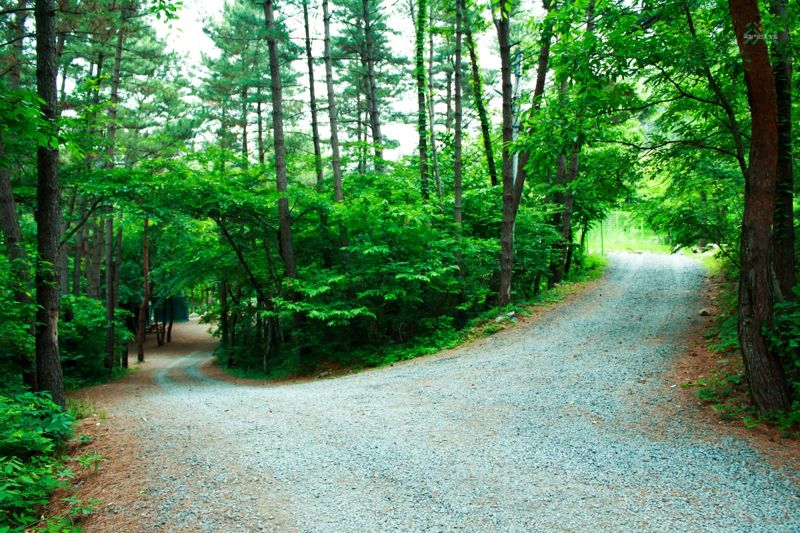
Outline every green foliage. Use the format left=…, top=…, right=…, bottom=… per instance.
left=0, top=393, right=75, bottom=530
left=59, top=297, right=132, bottom=389
left=764, top=294, right=800, bottom=434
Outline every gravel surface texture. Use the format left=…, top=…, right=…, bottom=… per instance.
left=89, top=252, right=800, bottom=532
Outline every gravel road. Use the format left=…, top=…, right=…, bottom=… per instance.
left=87, top=252, right=800, bottom=532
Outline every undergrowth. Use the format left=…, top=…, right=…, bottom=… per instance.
left=217, top=254, right=606, bottom=380
left=0, top=393, right=105, bottom=533
left=683, top=258, right=800, bottom=438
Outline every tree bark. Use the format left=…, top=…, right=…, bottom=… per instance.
left=304, top=0, right=332, bottom=268
left=427, top=0, right=441, bottom=201
left=242, top=87, right=249, bottom=161
left=304, top=0, right=324, bottom=188
left=769, top=0, right=794, bottom=300
left=34, top=0, right=65, bottom=407
left=256, top=90, right=265, bottom=165
left=264, top=0, right=298, bottom=279
left=114, top=226, right=123, bottom=368
left=104, top=2, right=127, bottom=372
left=496, top=0, right=553, bottom=305
left=729, top=0, right=792, bottom=414
left=464, top=11, right=497, bottom=187
left=136, top=217, right=150, bottom=363
left=323, top=0, right=343, bottom=203
left=86, top=219, right=103, bottom=298
left=415, top=0, right=430, bottom=200
left=362, top=0, right=384, bottom=169
left=496, top=10, right=515, bottom=306
left=454, top=0, right=464, bottom=227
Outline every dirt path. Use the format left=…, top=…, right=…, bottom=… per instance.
left=68, top=253, right=799, bottom=532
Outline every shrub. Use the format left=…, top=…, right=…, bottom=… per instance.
left=0, top=392, right=75, bottom=530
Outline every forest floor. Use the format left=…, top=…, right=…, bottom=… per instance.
left=58, top=253, right=799, bottom=532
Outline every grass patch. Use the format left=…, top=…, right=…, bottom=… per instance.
left=583, top=211, right=671, bottom=254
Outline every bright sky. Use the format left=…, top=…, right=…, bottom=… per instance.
left=153, top=0, right=536, bottom=160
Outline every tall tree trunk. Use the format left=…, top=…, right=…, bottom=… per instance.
left=136, top=218, right=150, bottom=363
left=427, top=0, right=442, bottom=201
left=114, top=226, right=123, bottom=368
left=769, top=0, right=794, bottom=300
left=10, top=0, right=26, bottom=88
left=464, top=11, right=497, bottom=187
left=415, top=0, right=430, bottom=200
left=362, top=0, right=384, bottom=169
left=104, top=214, right=115, bottom=371
left=34, top=0, right=65, bottom=407
left=496, top=11, right=515, bottom=306
left=72, top=222, right=83, bottom=295
left=729, top=0, right=792, bottom=414
left=304, top=0, right=332, bottom=268
left=220, top=281, right=229, bottom=347
left=323, top=0, right=343, bottom=203
left=256, top=93, right=265, bottom=165
left=357, top=91, right=366, bottom=175
left=242, top=87, right=249, bottom=161
left=445, top=64, right=453, bottom=132
left=166, top=296, right=174, bottom=343
left=496, top=0, right=553, bottom=305
left=86, top=219, right=103, bottom=298
left=558, top=145, right=579, bottom=279
left=264, top=0, right=298, bottom=279
left=304, top=0, right=324, bottom=187
left=454, top=0, right=464, bottom=227
left=104, top=2, right=127, bottom=372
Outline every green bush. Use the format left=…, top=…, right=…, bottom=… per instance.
left=767, top=299, right=800, bottom=392
left=60, top=296, right=132, bottom=388
left=0, top=392, right=75, bottom=530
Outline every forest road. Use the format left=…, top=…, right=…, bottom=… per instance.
left=76, top=252, right=800, bottom=532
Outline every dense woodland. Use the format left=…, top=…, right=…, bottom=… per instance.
left=0, top=0, right=799, bottom=525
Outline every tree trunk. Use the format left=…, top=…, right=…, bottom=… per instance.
left=167, top=297, right=174, bottom=343
left=242, top=87, right=249, bottom=161
left=104, top=214, right=115, bottom=370
left=415, top=0, right=430, bottom=200
left=769, top=0, right=794, bottom=300
left=256, top=91, right=265, bottom=165
left=498, top=0, right=554, bottom=303
left=362, top=0, right=384, bottom=169
left=34, top=0, right=65, bottom=407
left=220, top=281, right=229, bottom=346
left=114, top=226, right=123, bottom=368
left=72, top=222, right=83, bottom=295
left=427, top=0, right=442, bottom=201
left=264, top=0, right=298, bottom=279
left=304, top=0, right=323, bottom=188
left=86, top=219, right=103, bottom=298
left=323, top=0, right=343, bottom=204
left=454, top=0, right=464, bottom=228
left=464, top=12, right=497, bottom=187
left=496, top=12, right=515, bottom=307
left=549, top=150, right=568, bottom=287
left=104, top=2, right=127, bottom=372
left=304, top=0, right=332, bottom=268
left=729, top=0, right=792, bottom=414
left=445, top=68, right=453, bottom=132
left=357, top=91, right=366, bottom=175
left=136, top=217, right=150, bottom=363
left=560, top=145, right=579, bottom=277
